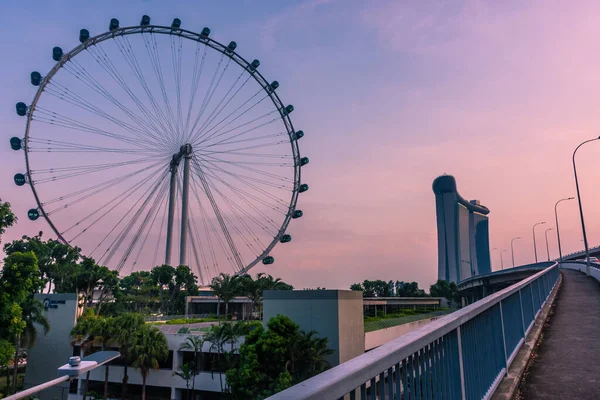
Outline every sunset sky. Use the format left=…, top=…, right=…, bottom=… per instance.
left=2, top=0, right=600, bottom=290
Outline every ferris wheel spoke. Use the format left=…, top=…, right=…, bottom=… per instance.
left=187, top=54, right=231, bottom=142
left=115, top=177, right=170, bottom=272
left=44, top=81, right=166, bottom=147
left=186, top=217, right=205, bottom=285
left=92, top=39, right=174, bottom=140
left=204, top=131, right=287, bottom=147
left=64, top=164, right=166, bottom=239
left=189, top=167, right=244, bottom=273
left=190, top=70, right=250, bottom=144
left=27, top=137, right=154, bottom=155
left=170, top=35, right=184, bottom=140
left=141, top=33, right=180, bottom=141
left=42, top=161, right=165, bottom=211
left=99, top=171, right=170, bottom=267
left=30, top=157, right=158, bottom=183
left=184, top=44, right=208, bottom=134
left=189, top=176, right=238, bottom=275
left=88, top=42, right=175, bottom=147
left=194, top=89, right=269, bottom=146
left=196, top=169, right=276, bottom=242
left=194, top=160, right=285, bottom=232
left=201, top=153, right=295, bottom=183
left=199, top=157, right=294, bottom=192
left=62, top=61, right=168, bottom=146
left=192, top=166, right=269, bottom=249
left=196, top=114, right=280, bottom=149
left=32, top=108, right=158, bottom=151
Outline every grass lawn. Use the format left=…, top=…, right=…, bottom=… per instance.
left=364, top=309, right=455, bottom=333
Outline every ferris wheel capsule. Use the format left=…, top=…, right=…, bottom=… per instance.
left=280, top=234, right=292, bottom=243
left=201, top=27, right=210, bottom=37
left=109, top=18, right=119, bottom=31
left=249, top=59, right=260, bottom=71
left=227, top=41, right=237, bottom=52
left=299, top=157, right=309, bottom=166
left=79, top=29, right=90, bottom=43
left=140, top=15, right=151, bottom=26
left=52, top=47, right=63, bottom=61
left=292, top=210, right=303, bottom=219
left=293, top=130, right=304, bottom=140
left=282, top=105, right=294, bottom=116
left=16, top=102, right=27, bottom=116
left=171, top=18, right=181, bottom=29
left=299, top=184, right=309, bottom=193
left=262, top=256, right=275, bottom=265
left=27, top=209, right=40, bottom=221
left=14, top=173, right=26, bottom=186
left=10, top=137, right=22, bottom=150
left=31, top=71, right=42, bottom=86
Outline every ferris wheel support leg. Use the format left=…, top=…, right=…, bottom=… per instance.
left=179, top=145, right=192, bottom=266
left=165, top=165, right=178, bottom=266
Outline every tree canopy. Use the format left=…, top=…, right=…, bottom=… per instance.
left=226, top=315, right=333, bottom=399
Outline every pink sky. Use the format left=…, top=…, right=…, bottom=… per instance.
left=2, top=0, right=600, bottom=290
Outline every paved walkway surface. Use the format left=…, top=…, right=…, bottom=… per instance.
left=520, top=269, right=600, bottom=399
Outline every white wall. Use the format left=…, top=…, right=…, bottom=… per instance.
left=560, top=262, right=600, bottom=282
left=364, top=316, right=443, bottom=351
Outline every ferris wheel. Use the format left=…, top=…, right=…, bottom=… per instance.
left=10, top=16, right=309, bottom=285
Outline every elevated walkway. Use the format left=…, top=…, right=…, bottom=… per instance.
left=518, top=268, right=600, bottom=399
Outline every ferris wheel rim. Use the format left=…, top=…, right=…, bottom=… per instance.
left=22, top=22, right=303, bottom=276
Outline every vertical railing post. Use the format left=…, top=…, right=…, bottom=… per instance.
left=499, top=302, right=508, bottom=371
left=456, top=326, right=466, bottom=400
left=518, top=289, right=526, bottom=335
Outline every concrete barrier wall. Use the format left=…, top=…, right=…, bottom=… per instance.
left=560, top=262, right=600, bottom=282
left=364, top=316, right=443, bottom=351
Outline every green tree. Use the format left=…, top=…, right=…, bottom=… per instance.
left=429, top=279, right=458, bottom=305
left=173, top=363, right=194, bottom=400
left=350, top=283, right=364, bottom=293
left=210, top=273, right=240, bottom=317
left=131, top=325, right=169, bottom=400
left=178, top=336, right=204, bottom=399
left=205, top=323, right=229, bottom=391
left=226, top=315, right=332, bottom=399
left=0, top=339, right=15, bottom=392
left=395, top=281, right=428, bottom=297
left=240, top=273, right=292, bottom=319
left=13, top=297, right=49, bottom=393
left=113, top=313, right=145, bottom=399
left=0, top=199, right=16, bottom=243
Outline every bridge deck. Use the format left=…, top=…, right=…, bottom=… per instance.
left=520, top=269, right=600, bottom=399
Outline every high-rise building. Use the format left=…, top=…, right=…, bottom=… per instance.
left=432, top=175, right=491, bottom=283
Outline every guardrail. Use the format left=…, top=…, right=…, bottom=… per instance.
left=268, top=263, right=560, bottom=400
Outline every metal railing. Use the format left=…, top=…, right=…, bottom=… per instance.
left=268, top=263, right=560, bottom=400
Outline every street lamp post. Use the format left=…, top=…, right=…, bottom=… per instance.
left=500, top=250, right=508, bottom=270
left=555, top=197, right=574, bottom=265
left=573, top=136, right=600, bottom=275
left=491, top=248, right=498, bottom=270
left=532, top=222, right=546, bottom=263
left=511, top=237, right=521, bottom=267
left=544, top=228, right=553, bottom=261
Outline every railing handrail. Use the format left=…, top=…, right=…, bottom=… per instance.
left=268, top=263, right=558, bottom=399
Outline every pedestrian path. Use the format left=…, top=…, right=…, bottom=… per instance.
left=519, top=269, right=600, bottom=399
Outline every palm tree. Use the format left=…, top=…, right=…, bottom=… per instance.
left=173, top=363, right=194, bottom=400
left=93, top=317, right=116, bottom=399
left=204, top=324, right=229, bottom=391
left=287, top=330, right=333, bottom=383
left=70, top=310, right=100, bottom=400
left=13, top=297, right=50, bottom=393
left=209, top=273, right=240, bottom=317
left=179, top=336, right=204, bottom=399
left=132, top=325, right=169, bottom=400
left=113, top=313, right=144, bottom=399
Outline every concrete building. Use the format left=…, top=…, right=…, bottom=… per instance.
left=263, top=290, right=364, bottom=366
left=433, top=175, right=491, bottom=283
